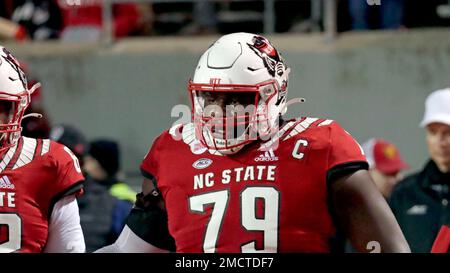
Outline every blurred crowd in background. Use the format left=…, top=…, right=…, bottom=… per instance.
left=0, top=0, right=449, bottom=41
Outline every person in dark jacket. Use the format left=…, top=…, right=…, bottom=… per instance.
left=79, top=139, right=136, bottom=252
left=389, top=88, right=450, bottom=253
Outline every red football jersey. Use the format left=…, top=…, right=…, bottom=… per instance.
left=141, top=117, right=367, bottom=253
left=0, top=137, right=84, bottom=253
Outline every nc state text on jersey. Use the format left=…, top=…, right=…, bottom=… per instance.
left=0, top=192, right=16, bottom=208
left=194, top=165, right=276, bottom=190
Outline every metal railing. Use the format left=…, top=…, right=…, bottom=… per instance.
left=101, top=0, right=337, bottom=44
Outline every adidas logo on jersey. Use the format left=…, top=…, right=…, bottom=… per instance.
left=254, top=149, right=278, bottom=162
left=0, top=176, right=14, bottom=189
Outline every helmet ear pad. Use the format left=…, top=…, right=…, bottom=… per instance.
left=189, top=33, right=290, bottom=154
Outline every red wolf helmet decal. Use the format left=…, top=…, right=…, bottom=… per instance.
left=247, top=35, right=288, bottom=105
left=250, top=35, right=280, bottom=60
left=247, top=35, right=286, bottom=79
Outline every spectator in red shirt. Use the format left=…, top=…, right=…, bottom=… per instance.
left=57, top=0, right=141, bottom=41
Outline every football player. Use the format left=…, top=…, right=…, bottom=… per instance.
left=97, top=33, right=410, bottom=253
left=0, top=46, right=85, bottom=253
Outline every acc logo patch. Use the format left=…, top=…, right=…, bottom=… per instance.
left=192, top=158, right=213, bottom=169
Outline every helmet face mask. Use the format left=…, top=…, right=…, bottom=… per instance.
left=199, top=91, right=257, bottom=139
left=0, top=92, right=29, bottom=151
left=0, top=46, right=32, bottom=152
left=188, top=33, right=290, bottom=154
left=0, top=100, right=15, bottom=125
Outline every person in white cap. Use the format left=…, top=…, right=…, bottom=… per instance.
left=362, top=138, right=409, bottom=199
left=420, top=88, right=450, bottom=173
left=389, top=87, right=450, bottom=253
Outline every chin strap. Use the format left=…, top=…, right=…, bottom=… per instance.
left=280, top=97, right=306, bottom=115
left=22, top=113, right=43, bottom=120
left=22, top=81, right=44, bottom=121
left=28, top=82, right=41, bottom=95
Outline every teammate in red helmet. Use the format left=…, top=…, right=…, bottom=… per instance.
left=0, top=46, right=85, bottom=253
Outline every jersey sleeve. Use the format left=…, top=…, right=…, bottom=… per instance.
left=134, top=132, right=176, bottom=251
left=49, top=141, right=85, bottom=205
left=140, top=133, right=166, bottom=181
left=326, top=122, right=369, bottom=182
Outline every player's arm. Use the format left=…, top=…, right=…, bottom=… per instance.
left=330, top=169, right=410, bottom=253
left=95, top=178, right=175, bottom=253
left=43, top=195, right=85, bottom=253
left=95, top=134, right=176, bottom=253
left=44, top=142, right=86, bottom=253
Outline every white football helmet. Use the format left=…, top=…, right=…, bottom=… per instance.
left=188, top=32, right=290, bottom=154
left=0, top=46, right=40, bottom=152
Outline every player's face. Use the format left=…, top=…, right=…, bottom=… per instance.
left=0, top=101, right=14, bottom=125
left=426, top=122, right=450, bottom=172
left=199, top=91, right=257, bottom=139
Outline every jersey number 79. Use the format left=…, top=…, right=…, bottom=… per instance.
left=189, top=186, right=279, bottom=253
left=0, top=213, right=22, bottom=253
